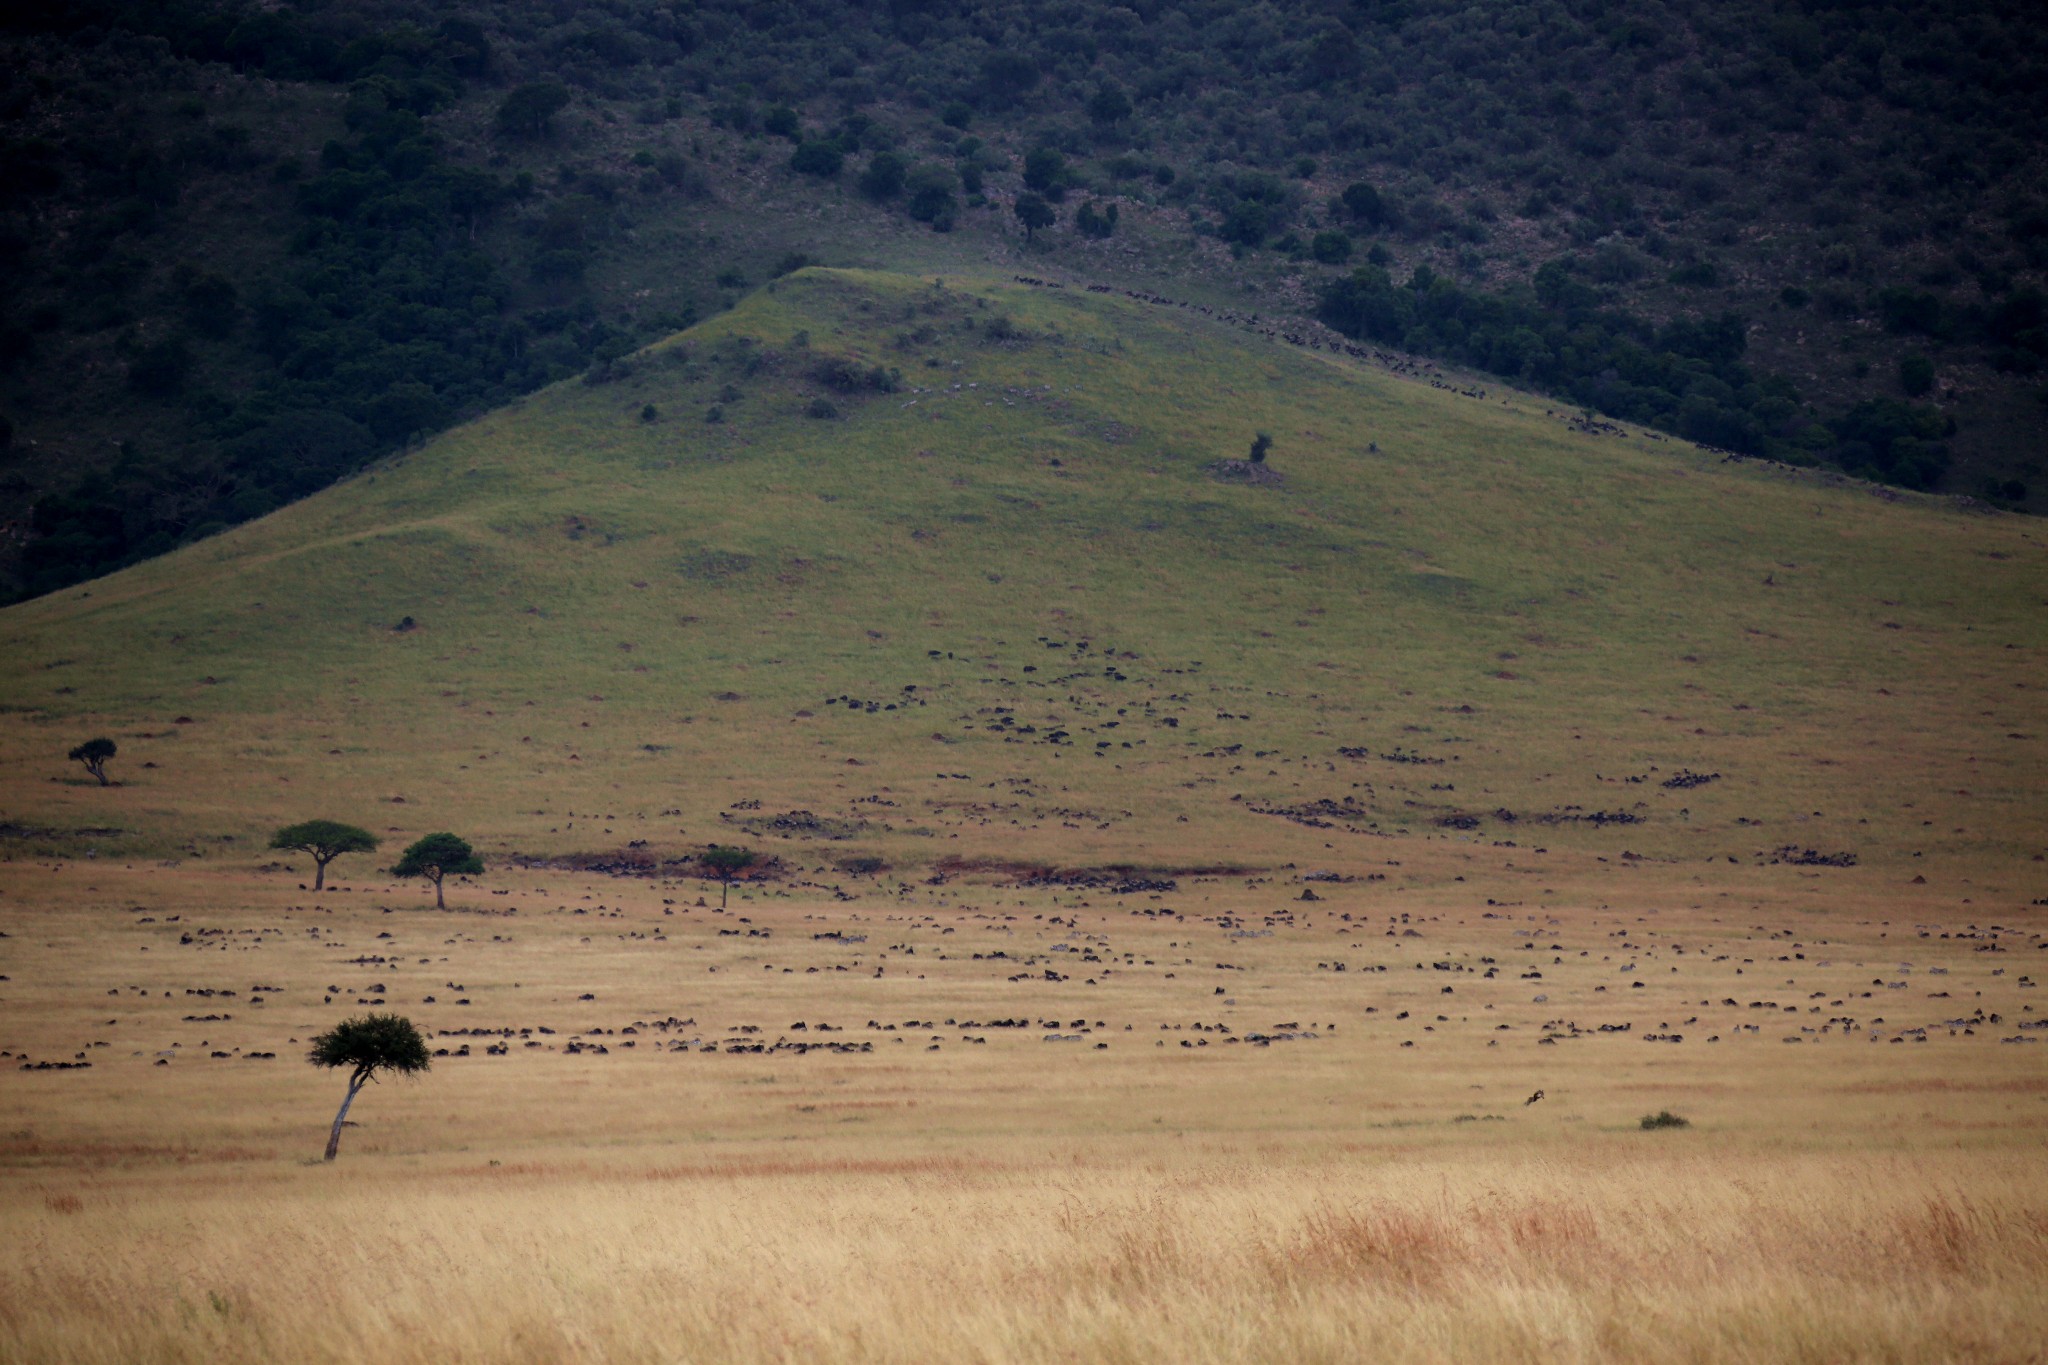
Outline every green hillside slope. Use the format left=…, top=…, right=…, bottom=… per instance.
left=2, top=269, right=2042, bottom=882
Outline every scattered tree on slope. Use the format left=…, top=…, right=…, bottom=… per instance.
left=270, top=820, right=379, bottom=891
left=392, top=832, right=483, bottom=909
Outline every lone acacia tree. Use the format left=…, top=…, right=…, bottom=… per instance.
left=68, top=737, right=116, bottom=786
left=700, top=844, right=757, bottom=908
left=307, top=1014, right=429, bottom=1160
left=270, top=820, right=379, bottom=891
left=392, top=832, right=482, bottom=909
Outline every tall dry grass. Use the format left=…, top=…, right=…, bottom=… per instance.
left=4, top=1146, right=2044, bottom=1364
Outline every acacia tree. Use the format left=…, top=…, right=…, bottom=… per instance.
left=270, top=820, right=379, bottom=891
left=307, top=1014, right=429, bottom=1161
left=700, top=844, right=757, bottom=908
left=392, top=832, right=482, bottom=909
left=68, top=737, right=116, bottom=786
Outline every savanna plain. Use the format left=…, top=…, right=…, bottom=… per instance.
left=3, top=273, right=2046, bottom=1363
left=5, top=857, right=2046, bottom=1364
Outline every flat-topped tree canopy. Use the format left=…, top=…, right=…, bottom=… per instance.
left=270, top=819, right=379, bottom=891
left=67, top=737, right=115, bottom=786
left=701, top=845, right=757, bottom=908
left=393, top=833, right=483, bottom=909
left=306, top=1013, right=429, bottom=1161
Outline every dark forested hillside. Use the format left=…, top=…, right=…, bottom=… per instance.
left=3, top=0, right=2044, bottom=598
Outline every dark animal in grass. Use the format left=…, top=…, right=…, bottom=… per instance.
left=306, top=1014, right=429, bottom=1160
left=1525, top=1089, right=1545, bottom=1105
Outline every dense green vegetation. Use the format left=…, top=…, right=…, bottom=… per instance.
left=1317, top=260, right=1960, bottom=487
left=2, top=0, right=2044, bottom=599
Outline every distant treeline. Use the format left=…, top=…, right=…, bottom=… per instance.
left=1317, top=261, right=1992, bottom=489
left=4, top=3, right=664, bottom=600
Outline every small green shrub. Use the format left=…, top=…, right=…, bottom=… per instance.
left=1640, top=1110, right=1691, bottom=1130
left=1311, top=230, right=1353, bottom=264
left=1900, top=353, right=1935, bottom=397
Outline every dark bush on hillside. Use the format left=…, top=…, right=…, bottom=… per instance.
left=1641, top=1111, right=1691, bottom=1130
left=126, top=336, right=193, bottom=397
left=1080, top=81, right=1128, bottom=128
left=1211, top=171, right=1293, bottom=249
left=1219, top=199, right=1274, bottom=247
left=980, top=52, right=1039, bottom=102
left=1339, top=181, right=1391, bottom=228
left=181, top=272, right=241, bottom=339
left=709, top=100, right=753, bottom=133
left=1828, top=399, right=1951, bottom=489
left=1014, top=193, right=1056, bottom=241
left=227, top=411, right=375, bottom=501
left=790, top=141, right=843, bottom=177
left=1900, top=354, right=1935, bottom=397
left=859, top=151, right=908, bottom=200
left=810, top=356, right=899, bottom=394
left=495, top=82, right=569, bottom=138
left=1075, top=200, right=1117, bottom=239
left=1023, top=147, right=1069, bottom=202
left=363, top=383, right=452, bottom=444
left=905, top=165, right=959, bottom=228
left=1878, top=287, right=1943, bottom=337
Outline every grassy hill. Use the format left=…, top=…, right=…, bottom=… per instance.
left=5, top=0, right=2047, bottom=600
left=2, top=268, right=2042, bottom=885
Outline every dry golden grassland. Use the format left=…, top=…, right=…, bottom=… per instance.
left=2, top=854, right=2045, bottom=1364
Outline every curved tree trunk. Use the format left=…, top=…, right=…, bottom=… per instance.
left=433, top=871, right=445, bottom=909
left=325, top=1074, right=366, bottom=1160
left=313, top=856, right=329, bottom=892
